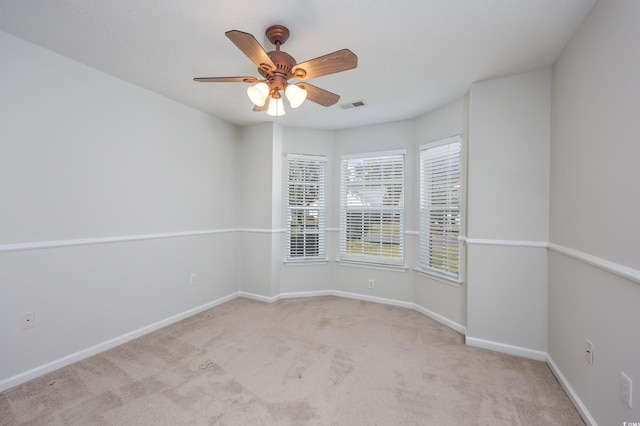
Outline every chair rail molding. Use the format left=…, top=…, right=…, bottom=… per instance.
left=0, top=229, right=239, bottom=254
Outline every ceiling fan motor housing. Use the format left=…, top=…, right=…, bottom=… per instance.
left=259, top=49, right=297, bottom=90
left=260, top=25, right=297, bottom=91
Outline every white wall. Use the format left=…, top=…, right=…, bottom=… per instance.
left=270, top=124, right=284, bottom=297
left=0, top=31, right=239, bottom=388
left=332, top=120, right=416, bottom=302
left=236, top=122, right=277, bottom=299
left=277, top=110, right=471, bottom=334
left=279, top=127, right=335, bottom=295
left=466, top=69, right=551, bottom=359
left=414, top=97, right=468, bottom=331
left=549, top=0, right=640, bottom=423
left=6, top=4, right=639, bottom=422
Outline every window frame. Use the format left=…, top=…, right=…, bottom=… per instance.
left=418, top=136, right=462, bottom=282
left=339, top=150, right=405, bottom=267
left=285, top=153, right=326, bottom=261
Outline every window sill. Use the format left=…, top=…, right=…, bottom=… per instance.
left=336, top=259, right=409, bottom=272
left=414, top=267, right=463, bottom=287
left=283, top=258, right=330, bottom=266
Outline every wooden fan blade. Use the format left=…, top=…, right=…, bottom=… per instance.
left=292, top=49, right=357, bottom=80
left=225, top=30, right=276, bottom=73
left=297, top=83, right=340, bottom=107
left=193, top=76, right=260, bottom=83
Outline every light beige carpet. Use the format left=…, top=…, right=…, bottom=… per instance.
left=0, top=296, right=583, bottom=425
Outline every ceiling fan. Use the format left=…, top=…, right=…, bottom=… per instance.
left=194, top=25, right=357, bottom=116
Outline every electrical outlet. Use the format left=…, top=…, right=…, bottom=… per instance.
left=21, top=312, right=35, bottom=330
left=585, top=340, right=593, bottom=365
left=190, top=273, right=197, bottom=286
left=621, top=372, right=633, bottom=408
left=368, top=279, right=374, bottom=289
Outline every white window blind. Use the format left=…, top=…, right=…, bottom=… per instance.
left=340, top=151, right=404, bottom=266
left=286, top=154, right=326, bottom=260
left=419, top=136, right=461, bottom=279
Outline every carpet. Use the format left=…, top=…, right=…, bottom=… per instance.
left=0, top=296, right=583, bottom=425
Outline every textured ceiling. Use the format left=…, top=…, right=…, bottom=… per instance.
left=0, top=0, right=596, bottom=130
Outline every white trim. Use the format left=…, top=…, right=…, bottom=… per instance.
left=546, top=355, right=598, bottom=426
left=460, top=237, right=640, bottom=284
left=549, top=242, right=640, bottom=285
left=414, top=268, right=463, bottom=287
left=279, top=290, right=333, bottom=299
left=341, top=148, right=407, bottom=160
left=419, top=134, right=462, bottom=151
left=237, top=291, right=280, bottom=303
left=465, top=336, right=547, bottom=361
left=240, top=290, right=465, bottom=332
left=286, top=153, right=326, bottom=162
left=461, top=237, right=548, bottom=249
left=0, top=291, right=239, bottom=393
left=242, top=289, right=466, bottom=335
left=335, top=259, right=409, bottom=272
left=331, top=290, right=414, bottom=309
left=0, top=229, right=239, bottom=254
left=413, top=304, right=466, bottom=335
left=239, top=289, right=415, bottom=310
left=282, top=258, right=331, bottom=266
left=239, top=228, right=287, bottom=234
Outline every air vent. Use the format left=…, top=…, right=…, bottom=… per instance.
left=339, top=100, right=367, bottom=110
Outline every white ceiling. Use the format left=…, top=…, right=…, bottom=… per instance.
left=0, top=0, right=596, bottom=130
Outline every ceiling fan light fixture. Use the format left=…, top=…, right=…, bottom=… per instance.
left=285, top=84, right=307, bottom=108
left=247, top=82, right=269, bottom=106
left=194, top=25, right=357, bottom=115
left=267, top=96, right=286, bottom=117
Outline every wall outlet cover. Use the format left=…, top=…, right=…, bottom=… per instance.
left=21, top=312, right=35, bottom=330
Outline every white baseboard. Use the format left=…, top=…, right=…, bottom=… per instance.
left=412, top=304, right=467, bottom=335
left=0, top=292, right=240, bottom=393
left=279, top=290, right=333, bottom=299
left=240, top=289, right=416, bottom=310
left=465, top=336, right=547, bottom=361
left=546, top=355, right=598, bottom=426
left=242, top=290, right=466, bottom=336
left=331, top=290, right=415, bottom=309
left=275, top=292, right=537, bottom=364
left=237, top=291, right=281, bottom=303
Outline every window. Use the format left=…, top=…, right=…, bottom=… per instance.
left=340, top=151, right=405, bottom=266
left=419, top=136, right=461, bottom=279
left=286, top=154, right=326, bottom=260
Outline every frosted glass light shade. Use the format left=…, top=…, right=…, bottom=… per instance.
left=247, top=82, right=269, bottom=106
left=285, top=84, right=307, bottom=108
left=267, top=97, right=285, bottom=117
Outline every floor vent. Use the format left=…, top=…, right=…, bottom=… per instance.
left=339, top=100, right=367, bottom=109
